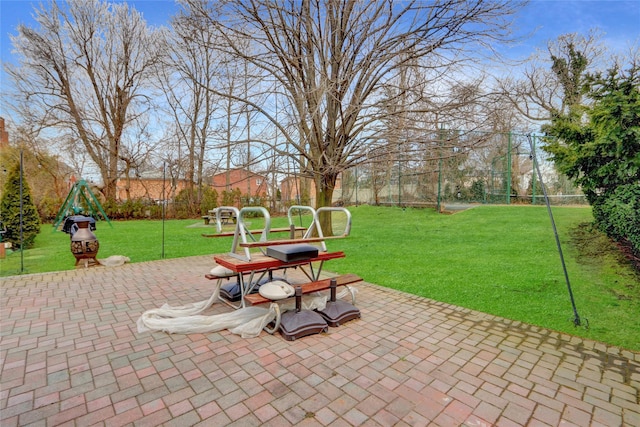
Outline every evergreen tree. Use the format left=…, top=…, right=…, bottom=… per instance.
left=544, top=61, right=640, bottom=255
left=544, top=63, right=640, bottom=205
left=0, top=161, right=41, bottom=249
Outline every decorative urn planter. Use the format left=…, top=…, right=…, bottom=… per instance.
left=70, top=218, right=99, bottom=267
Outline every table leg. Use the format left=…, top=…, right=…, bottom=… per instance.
left=240, top=270, right=269, bottom=308
left=300, top=260, right=325, bottom=281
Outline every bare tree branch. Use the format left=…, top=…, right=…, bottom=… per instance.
left=7, top=0, right=161, bottom=200
left=184, top=0, right=522, bottom=209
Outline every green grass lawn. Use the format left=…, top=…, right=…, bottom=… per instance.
left=1, top=205, right=638, bottom=351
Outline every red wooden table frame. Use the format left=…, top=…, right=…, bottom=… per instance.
left=212, top=251, right=346, bottom=308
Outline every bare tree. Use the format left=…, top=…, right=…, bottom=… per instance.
left=7, top=0, right=161, bottom=201
left=499, top=30, right=606, bottom=122
left=117, top=123, right=162, bottom=200
left=185, top=0, right=521, bottom=217
left=354, top=40, right=529, bottom=205
left=217, top=69, right=249, bottom=190
left=153, top=8, right=222, bottom=213
left=211, top=43, right=273, bottom=200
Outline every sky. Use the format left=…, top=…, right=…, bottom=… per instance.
left=505, top=0, right=639, bottom=58
left=2, top=0, right=638, bottom=54
left=2, top=0, right=639, bottom=68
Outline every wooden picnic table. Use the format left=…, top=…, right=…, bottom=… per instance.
left=207, top=250, right=360, bottom=333
left=213, top=250, right=345, bottom=275
left=202, top=208, right=237, bottom=225
left=203, top=205, right=358, bottom=315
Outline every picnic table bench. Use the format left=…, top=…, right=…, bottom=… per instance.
left=203, top=209, right=236, bottom=225
left=211, top=250, right=345, bottom=277
left=203, top=226, right=306, bottom=239
left=243, top=273, right=362, bottom=306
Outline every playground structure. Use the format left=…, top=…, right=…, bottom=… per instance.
left=53, top=178, right=111, bottom=230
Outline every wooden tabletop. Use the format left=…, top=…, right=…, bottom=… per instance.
left=213, top=251, right=345, bottom=273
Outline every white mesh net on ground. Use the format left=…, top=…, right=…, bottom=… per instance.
left=136, top=280, right=355, bottom=338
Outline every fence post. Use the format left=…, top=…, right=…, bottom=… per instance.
left=532, top=135, right=537, bottom=205
left=437, top=126, right=443, bottom=212
left=506, top=132, right=512, bottom=204
left=397, top=156, right=401, bottom=206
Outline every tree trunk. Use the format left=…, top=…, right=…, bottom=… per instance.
left=315, top=173, right=337, bottom=236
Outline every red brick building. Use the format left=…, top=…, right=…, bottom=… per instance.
left=113, top=168, right=269, bottom=205
left=211, top=168, right=269, bottom=205
left=115, top=173, right=190, bottom=202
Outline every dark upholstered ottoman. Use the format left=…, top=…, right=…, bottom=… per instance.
left=266, top=244, right=319, bottom=262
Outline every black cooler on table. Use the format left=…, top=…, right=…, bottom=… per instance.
left=266, top=244, right=319, bottom=262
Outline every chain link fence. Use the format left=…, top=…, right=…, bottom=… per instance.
left=337, top=131, right=586, bottom=209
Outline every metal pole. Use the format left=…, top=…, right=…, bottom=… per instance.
left=506, top=132, right=512, bottom=204
left=20, top=150, right=24, bottom=272
left=162, top=161, right=166, bottom=259
left=387, top=161, right=391, bottom=203
left=397, top=156, right=401, bottom=206
left=531, top=135, right=537, bottom=205
left=437, top=125, right=444, bottom=212
left=527, top=134, right=583, bottom=328
left=437, top=155, right=442, bottom=212
left=355, top=167, right=358, bottom=206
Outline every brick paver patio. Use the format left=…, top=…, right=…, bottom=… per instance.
left=1, top=255, right=639, bottom=426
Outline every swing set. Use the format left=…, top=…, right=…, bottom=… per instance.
left=52, top=178, right=111, bottom=230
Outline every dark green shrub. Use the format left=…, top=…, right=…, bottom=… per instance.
left=200, top=187, right=218, bottom=215
left=174, top=188, right=195, bottom=218
left=120, top=199, right=135, bottom=219
left=470, top=180, right=486, bottom=202
left=221, top=188, right=242, bottom=207
left=240, top=195, right=266, bottom=207
left=37, top=196, right=63, bottom=222
left=0, top=162, right=41, bottom=248
left=102, top=199, right=121, bottom=220
left=100, top=198, right=162, bottom=220
left=594, top=184, right=640, bottom=256
left=174, top=186, right=219, bottom=218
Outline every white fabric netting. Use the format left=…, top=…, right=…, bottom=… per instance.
left=136, top=280, right=356, bottom=339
